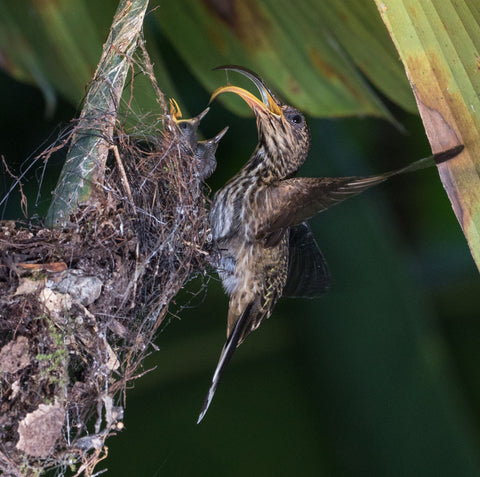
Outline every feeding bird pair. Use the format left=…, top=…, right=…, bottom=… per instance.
left=170, top=66, right=463, bottom=423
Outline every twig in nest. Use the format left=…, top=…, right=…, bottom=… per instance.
left=72, top=447, right=109, bottom=477
left=1, top=155, right=28, bottom=218
left=137, top=36, right=168, bottom=115
left=111, top=145, right=136, bottom=214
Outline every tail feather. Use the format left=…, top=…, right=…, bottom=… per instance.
left=197, top=303, right=253, bottom=424
left=382, top=144, right=463, bottom=178
left=337, top=144, right=465, bottom=196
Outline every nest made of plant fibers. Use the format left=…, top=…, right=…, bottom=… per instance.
left=0, top=111, right=213, bottom=476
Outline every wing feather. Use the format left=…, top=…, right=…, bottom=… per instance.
left=283, top=223, right=330, bottom=298
left=256, top=151, right=452, bottom=239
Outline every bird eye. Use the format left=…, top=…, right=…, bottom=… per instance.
left=288, top=113, right=303, bottom=125
left=179, top=122, right=188, bottom=130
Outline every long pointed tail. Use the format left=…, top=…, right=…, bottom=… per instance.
left=340, top=145, right=465, bottom=192
left=197, top=303, right=252, bottom=423
left=387, top=144, right=464, bottom=177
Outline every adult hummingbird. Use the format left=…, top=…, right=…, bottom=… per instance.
left=197, top=65, right=463, bottom=423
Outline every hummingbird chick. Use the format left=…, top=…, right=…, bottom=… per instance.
left=169, top=99, right=228, bottom=181
left=197, top=66, right=463, bottom=423
left=196, top=127, right=229, bottom=181
left=169, top=98, right=209, bottom=152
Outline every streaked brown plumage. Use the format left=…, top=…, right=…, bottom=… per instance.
left=197, top=65, right=463, bottom=423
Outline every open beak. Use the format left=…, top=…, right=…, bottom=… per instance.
left=169, top=98, right=182, bottom=120
left=169, top=98, right=210, bottom=124
left=210, top=65, right=282, bottom=117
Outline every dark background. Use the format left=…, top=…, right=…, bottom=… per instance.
left=2, top=4, right=480, bottom=476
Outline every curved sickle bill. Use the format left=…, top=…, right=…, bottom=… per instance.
left=214, top=65, right=275, bottom=106
left=211, top=65, right=282, bottom=116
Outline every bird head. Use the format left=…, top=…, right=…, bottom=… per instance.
left=169, top=98, right=210, bottom=150
left=210, top=65, right=310, bottom=175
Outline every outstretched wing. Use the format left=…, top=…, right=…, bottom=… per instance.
left=256, top=147, right=463, bottom=239
left=283, top=223, right=330, bottom=298
left=256, top=174, right=387, bottom=239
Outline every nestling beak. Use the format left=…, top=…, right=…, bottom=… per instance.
left=169, top=98, right=182, bottom=120
left=212, top=126, right=229, bottom=143
left=169, top=98, right=210, bottom=125
left=191, top=106, right=210, bottom=124
left=210, top=65, right=283, bottom=117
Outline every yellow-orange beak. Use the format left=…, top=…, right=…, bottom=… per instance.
left=210, top=65, right=282, bottom=117
left=211, top=85, right=282, bottom=117
left=169, top=98, right=210, bottom=125
left=169, top=98, right=182, bottom=120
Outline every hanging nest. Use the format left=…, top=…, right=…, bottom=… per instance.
left=0, top=56, right=215, bottom=476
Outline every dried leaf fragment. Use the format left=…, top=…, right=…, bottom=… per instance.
left=16, top=403, right=65, bottom=457
left=0, top=336, right=30, bottom=374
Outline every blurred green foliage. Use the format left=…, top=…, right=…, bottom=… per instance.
left=375, top=0, right=480, bottom=290
left=0, top=0, right=415, bottom=120
left=1, top=2, right=480, bottom=476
